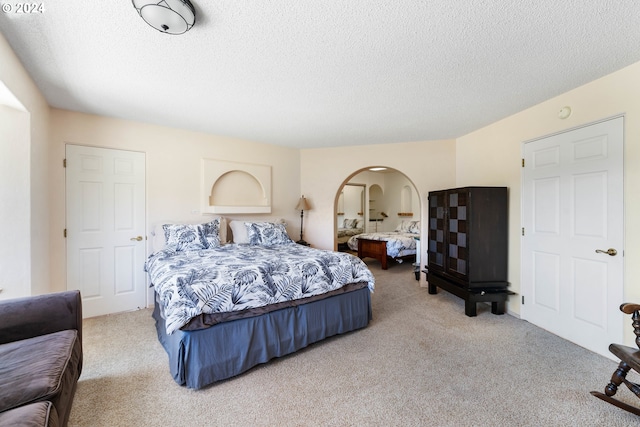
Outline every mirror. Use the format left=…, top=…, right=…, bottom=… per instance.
left=336, top=183, right=365, bottom=250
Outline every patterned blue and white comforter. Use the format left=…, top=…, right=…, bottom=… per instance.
left=145, top=243, right=375, bottom=334
left=347, top=232, right=419, bottom=258
left=337, top=227, right=364, bottom=238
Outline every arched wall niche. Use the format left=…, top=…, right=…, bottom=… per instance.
left=368, top=184, right=384, bottom=226
left=201, top=159, right=271, bottom=214
left=333, top=166, right=421, bottom=249
left=399, top=185, right=413, bottom=216
left=211, top=170, right=264, bottom=205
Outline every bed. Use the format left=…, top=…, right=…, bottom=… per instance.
left=347, top=220, right=420, bottom=269
left=337, top=218, right=364, bottom=247
left=146, top=219, right=375, bottom=389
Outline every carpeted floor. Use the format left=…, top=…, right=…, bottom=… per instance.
left=69, top=259, right=640, bottom=426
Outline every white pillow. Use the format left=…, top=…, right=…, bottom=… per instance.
left=229, top=220, right=250, bottom=244
left=395, top=220, right=420, bottom=234
left=394, top=220, right=408, bottom=232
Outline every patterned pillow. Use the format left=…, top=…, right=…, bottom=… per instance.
left=163, top=218, right=221, bottom=251
left=395, top=220, right=420, bottom=233
left=343, top=218, right=357, bottom=229
left=246, top=222, right=292, bottom=246
left=201, top=218, right=221, bottom=248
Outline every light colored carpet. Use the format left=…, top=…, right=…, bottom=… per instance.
left=69, top=259, right=640, bottom=426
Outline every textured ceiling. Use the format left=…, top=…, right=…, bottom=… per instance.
left=1, top=1, right=640, bottom=148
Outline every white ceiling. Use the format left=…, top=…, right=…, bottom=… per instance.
left=1, top=1, right=640, bottom=148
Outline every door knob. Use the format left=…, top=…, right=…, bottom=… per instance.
left=595, top=248, right=617, bottom=256
left=130, top=236, right=143, bottom=241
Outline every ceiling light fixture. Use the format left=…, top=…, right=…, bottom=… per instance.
left=132, top=0, right=196, bottom=35
left=369, top=167, right=387, bottom=172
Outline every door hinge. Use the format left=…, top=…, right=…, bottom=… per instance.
left=521, top=158, right=525, bottom=167
left=522, top=227, right=525, bottom=236
left=63, top=159, right=66, bottom=168
left=522, top=295, right=525, bottom=305
left=64, top=229, right=67, bottom=238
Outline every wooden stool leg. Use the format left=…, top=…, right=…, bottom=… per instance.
left=605, top=361, right=631, bottom=397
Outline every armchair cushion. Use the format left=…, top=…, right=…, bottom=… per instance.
left=0, top=401, right=59, bottom=427
left=0, top=291, right=82, bottom=427
left=0, top=330, right=81, bottom=415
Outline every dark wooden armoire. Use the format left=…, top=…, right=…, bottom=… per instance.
left=426, top=186, right=511, bottom=316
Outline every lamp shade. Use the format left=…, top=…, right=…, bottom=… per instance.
left=133, top=0, right=196, bottom=35
left=295, top=196, right=311, bottom=211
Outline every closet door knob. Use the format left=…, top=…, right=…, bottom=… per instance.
left=130, top=236, right=143, bottom=241
left=595, top=248, right=617, bottom=256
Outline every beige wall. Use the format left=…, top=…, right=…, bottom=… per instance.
left=301, top=60, right=640, bottom=335
left=299, top=140, right=457, bottom=262
left=382, top=170, right=421, bottom=229
left=456, top=61, right=640, bottom=321
left=49, top=110, right=302, bottom=296
left=4, top=23, right=640, bottom=334
left=0, top=32, right=50, bottom=299
left=0, top=106, right=29, bottom=299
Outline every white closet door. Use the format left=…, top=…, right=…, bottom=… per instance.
left=66, top=145, right=146, bottom=318
left=521, top=117, right=624, bottom=358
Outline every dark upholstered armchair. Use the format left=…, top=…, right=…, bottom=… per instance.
left=0, top=290, right=83, bottom=427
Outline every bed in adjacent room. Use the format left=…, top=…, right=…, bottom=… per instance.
left=146, top=219, right=375, bottom=389
left=347, top=220, right=420, bottom=269
left=337, top=218, right=364, bottom=248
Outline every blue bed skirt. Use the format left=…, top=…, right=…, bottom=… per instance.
left=153, top=286, right=372, bottom=389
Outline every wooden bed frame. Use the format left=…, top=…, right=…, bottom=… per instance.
left=357, top=238, right=418, bottom=270
left=357, top=238, right=390, bottom=269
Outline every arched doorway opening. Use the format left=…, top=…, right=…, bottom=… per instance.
left=334, top=166, right=422, bottom=272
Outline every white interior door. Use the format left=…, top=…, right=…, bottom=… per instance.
left=521, top=117, right=624, bottom=358
left=66, top=145, right=146, bottom=318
